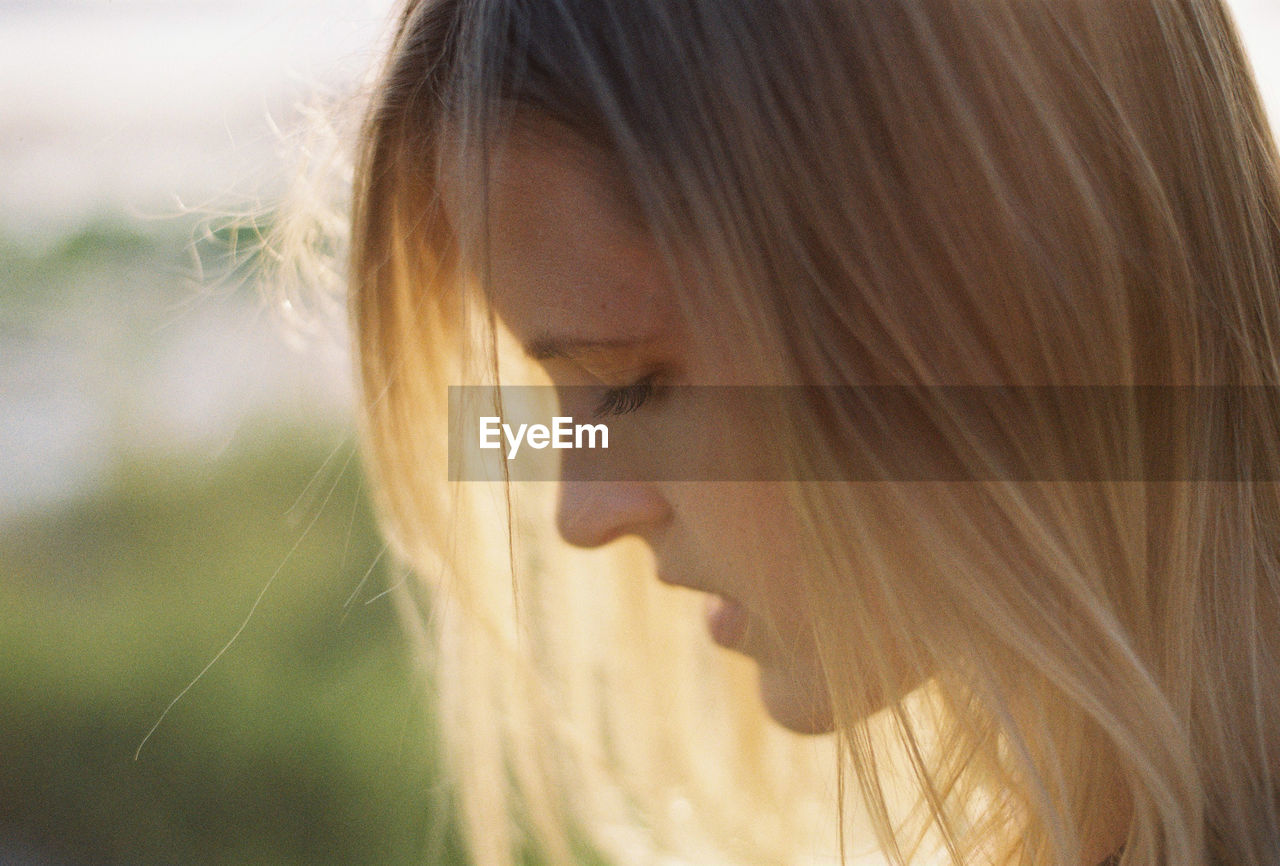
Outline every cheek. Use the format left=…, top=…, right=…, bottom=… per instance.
left=739, top=487, right=807, bottom=618
left=680, top=483, right=810, bottom=626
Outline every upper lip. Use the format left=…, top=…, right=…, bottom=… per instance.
left=655, top=569, right=691, bottom=589
left=655, top=568, right=720, bottom=598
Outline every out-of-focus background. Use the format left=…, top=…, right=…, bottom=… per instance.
left=1, top=1, right=1277, bottom=863
left=0, top=1, right=462, bottom=863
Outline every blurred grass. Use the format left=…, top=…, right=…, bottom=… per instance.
left=0, top=412, right=462, bottom=862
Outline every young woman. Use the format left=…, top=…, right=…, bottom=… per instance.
left=341, top=0, right=1280, bottom=863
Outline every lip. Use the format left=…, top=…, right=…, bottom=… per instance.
left=704, top=593, right=750, bottom=650
left=656, top=570, right=717, bottom=597
left=656, top=570, right=752, bottom=652
left=655, top=569, right=697, bottom=590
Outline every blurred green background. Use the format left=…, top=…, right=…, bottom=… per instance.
left=0, top=4, right=477, bottom=862
left=0, top=220, right=465, bottom=864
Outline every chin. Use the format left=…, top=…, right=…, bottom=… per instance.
left=758, top=665, right=835, bottom=735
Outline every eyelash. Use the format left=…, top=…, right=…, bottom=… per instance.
left=593, top=374, right=658, bottom=417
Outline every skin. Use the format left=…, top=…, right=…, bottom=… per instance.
left=445, top=116, right=1131, bottom=861
left=454, top=119, right=834, bottom=735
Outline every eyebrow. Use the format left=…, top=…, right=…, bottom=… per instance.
left=524, top=334, right=656, bottom=361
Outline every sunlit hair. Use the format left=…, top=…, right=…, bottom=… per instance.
left=346, top=0, right=1280, bottom=864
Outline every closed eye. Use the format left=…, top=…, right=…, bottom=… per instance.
left=593, top=374, right=657, bottom=417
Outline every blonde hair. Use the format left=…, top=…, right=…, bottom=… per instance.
left=346, top=0, right=1280, bottom=864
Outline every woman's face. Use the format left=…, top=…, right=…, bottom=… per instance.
left=461, top=120, right=834, bottom=734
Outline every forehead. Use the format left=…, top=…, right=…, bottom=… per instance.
left=452, top=119, right=676, bottom=349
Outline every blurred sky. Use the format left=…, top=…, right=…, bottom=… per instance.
left=0, top=0, right=399, bottom=238
left=0, top=1, right=404, bottom=517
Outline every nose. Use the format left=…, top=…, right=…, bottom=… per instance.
left=555, top=480, right=670, bottom=548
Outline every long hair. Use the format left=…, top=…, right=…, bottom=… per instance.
left=347, top=0, right=1280, bottom=863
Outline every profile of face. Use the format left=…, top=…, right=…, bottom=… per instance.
left=458, top=119, right=835, bottom=735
